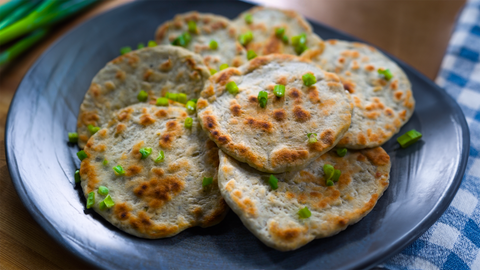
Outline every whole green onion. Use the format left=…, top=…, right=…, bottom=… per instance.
left=0, top=28, right=48, bottom=66
left=257, top=91, right=268, bottom=108
left=0, top=0, right=39, bottom=31
left=202, top=177, right=213, bottom=187
left=86, top=191, right=95, bottom=209
left=139, top=147, right=152, bottom=159
left=269, top=175, right=278, bottom=190
left=68, top=132, right=78, bottom=143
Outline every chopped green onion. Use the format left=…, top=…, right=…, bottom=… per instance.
left=258, top=91, right=268, bottom=108
left=323, top=164, right=334, bottom=182
left=137, top=90, right=148, bottom=102
left=98, top=186, right=109, bottom=196
left=77, top=150, right=87, bottom=161
left=332, top=169, right=341, bottom=182
left=113, top=165, right=125, bottom=176
left=103, top=159, right=108, bottom=166
left=307, top=133, right=317, bottom=144
left=188, top=20, right=197, bottom=33
left=137, top=43, right=145, bottom=49
left=226, top=81, right=239, bottom=95
left=210, top=68, right=217, bottom=75
left=177, top=93, right=188, bottom=104
left=336, top=148, right=347, bottom=157
left=273, top=84, right=285, bottom=97
left=148, top=40, right=157, bottom=47
left=74, top=170, right=81, bottom=183
left=202, top=177, right=213, bottom=187
left=156, top=97, right=169, bottom=106
left=68, top=132, right=78, bottom=143
left=186, top=100, right=196, bottom=114
left=269, top=175, right=279, bottom=190
left=275, top=27, right=285, bottom=38
left=397, top=129, right=422, bottom=148
left=238, top=31, right=253, bottom=46
left=378, top=68, right=393, bottom=81
left=139, top=147, right=152, bottom=159
left=103, top=195, right=115, bottom=208
left=294, top=44, right=308, bottom=55
left=282, top=35, right=289, bottom=44
left=326, top=180, right=334, bottom=186
left=219, top=63, right=229, bottom=70
left=166, top=92, right=178, bottom=101
left=120, top=46, right=131, bottom=55
left=247, top=50, right=257, bottom=60
left=185, top=117, right=193, bottom=128
left=99, top=201, right=106, bottom=210
left=209, top=40, right=218, bottom=50
left=86, top=192, right=95, bottom=209
left=154, top=150, right=165, bottom=163
left=171, top=32, right=191, bottom=47
left=298, top=207, right=311, bottom=218
left=244, top=13, right=253, bottom=24
left=291, top=33, right=307, bottom=55
left=87, top=124, right=100, bottom=135
left=302, top=73, right=316, bottom=86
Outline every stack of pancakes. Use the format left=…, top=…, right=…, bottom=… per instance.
left=76, top=7, right=414, bottom=251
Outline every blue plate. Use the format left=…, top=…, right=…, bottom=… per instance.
left=5, top=0, right=470, bottom=269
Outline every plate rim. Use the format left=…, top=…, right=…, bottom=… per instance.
left=5, top=0, right=471, bottom=269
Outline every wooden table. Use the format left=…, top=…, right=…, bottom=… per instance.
left=0, top=0, right=465, bottom=268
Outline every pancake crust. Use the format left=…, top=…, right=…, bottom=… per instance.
left=233, top=6, right=324, bottom=57
left=312, top=40, right=415, bottom=149
left=76, top=45, right=210, bottom=148
left=197, top=54, right=352, bottom=173
left=155, top=11, right=247, bottom=70
left=79, top=104, right=227, bottom=238
left=218, top=147, right=391, bottom=251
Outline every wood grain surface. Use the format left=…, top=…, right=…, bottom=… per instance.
left=0, top=0, right=465, bottom=269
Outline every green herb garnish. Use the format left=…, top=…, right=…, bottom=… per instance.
left=68, top=132, right=78, bottom=143
left=397, top=129, right=422, bottom=148
left=298, top=207, right=311, bottom=218
left=273, top=84, right=285, bottom=97
left=139, top=147, right=152, bottom=159
left=257, top=91, right=268, bottom=108
left=137, top=90, right=148, bottom=102
left=302, top=73, right=316, bottom=86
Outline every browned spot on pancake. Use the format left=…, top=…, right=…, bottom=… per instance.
left=202, top=84, right=215, bottom=97
left=89, top=83, right=101, bottom=98
left=115, top=123, right=127, bottom=135
left=316, top=189, right=341, bottom=208
left=143, top=69, right=154, bottom=81
left=215, top=68, right=241, bottom=86
left=201, top=199, right=228, bottom=227
left=197, top=99, right=208, bottom=110
left=248, top=96, right=258, bottom=104
left=358, top=133, right=367, bottom=145
left=276, top=75, right=288, bottom=85
left=320, top=129, right=335, bottom=145
left=166, top=120, right=178, bottom=131
left=159, top=133, right=174, bottom=149
left=125, top=164, right=143, bottom=177
left=324, top=72, right=340, bottom=82
left=115, top=70, right=126, bottom=80
left=338, top=57, right=345, bottom=64
left=117, top=107, right=134, bottom=121
left=247, top=57, right=270, bottom=72
left=399, top=110, right=407, bottom=121
left=93, top=144, right=107, bottom=152
left=366, top=111, right=380, bottom=119
left=293, top=106, right=310, bottom=122
left=114, top=202, right=132, bottom=220
left=203, top=115, right=217, bottom=130
left=230, top=103, right=242, bottom=116
left=130, top=141, right=144, bottom=159
left=80, top=159, right=98, bottom=193
left=98, top=129, right=107, bottom=137
left=263, top=36, right=282, bottom=55
left=364, top=65, right=375, bottom=72
left=155, top=109, right=168, bottom=118
left=232, top=190, right=257, bottom=217
left=390, top=80, right=398, bottom=90
left=104, top=81, right=115, bottom=91
left=244, top=117, right=273, bottom=132
left=206, top=140, right=220, bottom=167
left=404, top=90, right=414, bottom=109
left=328, top=40, right=337, bottom=45
left=363, top=147, right=390, bottom=166
left=288, top=88, right=302, bottom=100
left=152, top=167, right=164, bottom=176
left=271, top=149, right=309, bottom=167
left=357, top=153, right=367, bottom=162
left=269, top=222, right=304, bottom=241
left=307, top=86, right=321, bottom=103
left=272, top=109, right=286, bottom=121
left=140, top=113, right=155, bottom=126
left=367, top=129, right=379, bottom=143
left=158, top=58, right=172, bottom=71
left=343, top=81, right=355, bottom=93
left=80, top=111, right=99, bottom=126
left=134, top=176, right=184, bottom=208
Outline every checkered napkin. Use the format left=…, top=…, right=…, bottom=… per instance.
left=381, top=1, right=480, bottom=269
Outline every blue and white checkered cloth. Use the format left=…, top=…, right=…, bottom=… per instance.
left=382, top=0, right=480, bottom=269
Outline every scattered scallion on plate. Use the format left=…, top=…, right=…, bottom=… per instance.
left=113, top=165, right=125, bottom=176
left=202, top=177, right=213, bottom=187
left=269, top=175, right=278, bottom=190
left=298, top=207, right=311, bottom=219
left=77, top=150, right=87, bottom=161
left=307, top=133, right=317, bottom=144
left=74, top=169, right=80, bottom=183
left=302, top=73, right=316, bottom=86
left=273, top=84, right=285, bottom=97
left=137, top=90, right=148, bottom=102
left=257, top=91, right=268, bottom=108
left=86, top=191, right=95, bottom=209
left=98, top=186, right=109, bottom=196
left=397, top=129, right=422, bottom=148
left=139, top=147, right=152, bottom=159
left=68, top=132, right=78, bottom=143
